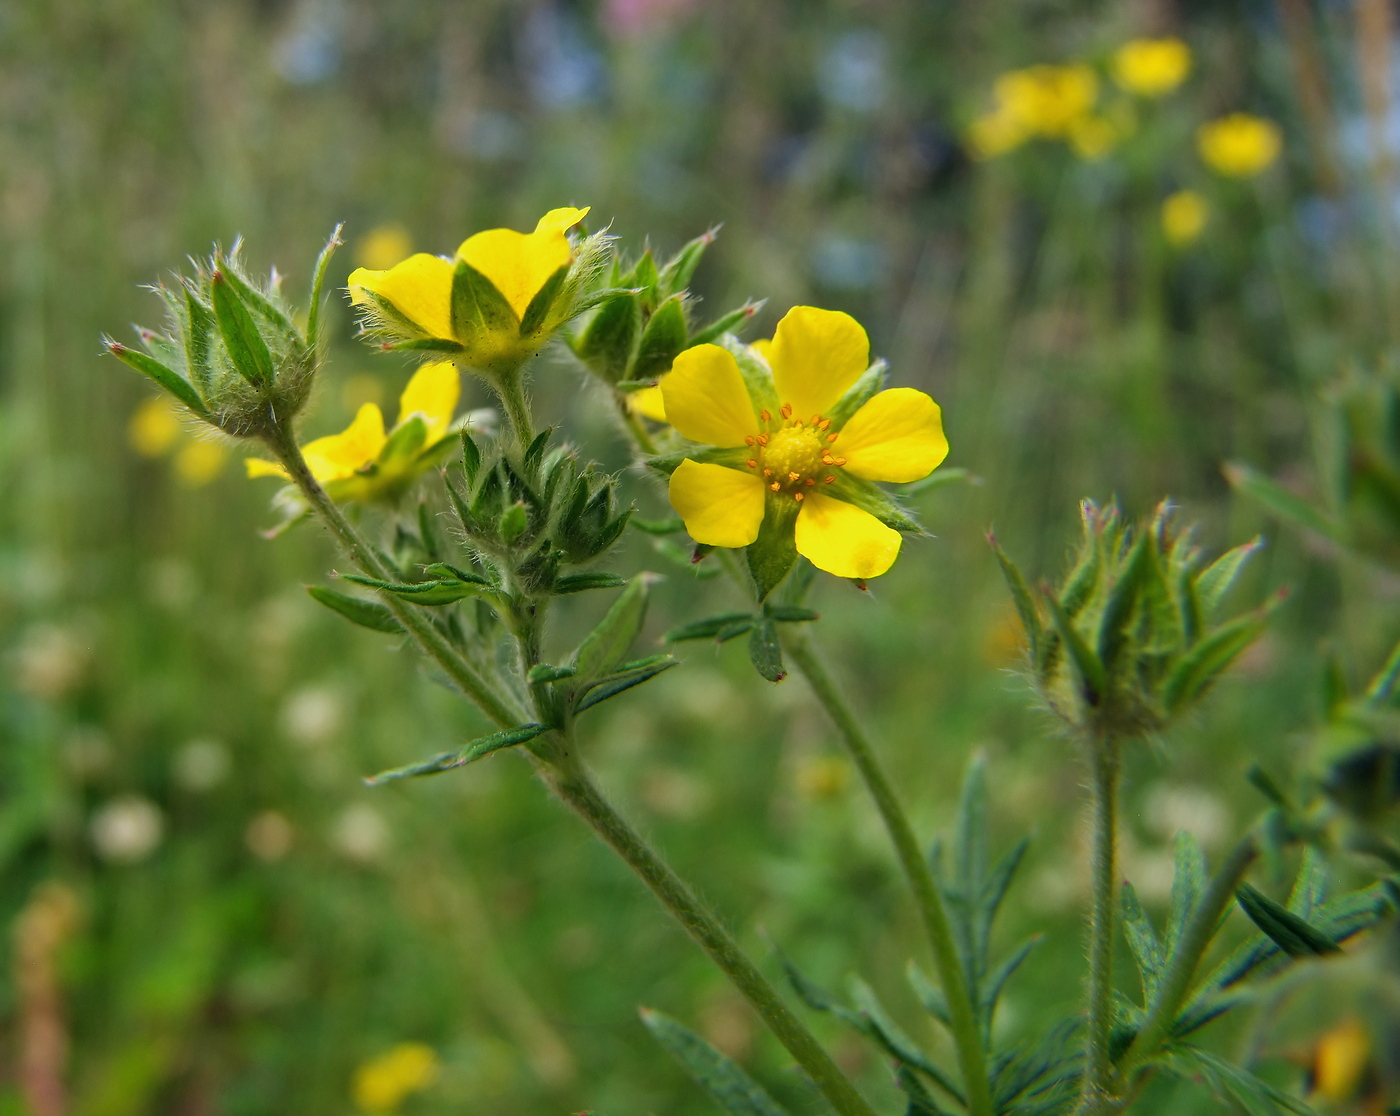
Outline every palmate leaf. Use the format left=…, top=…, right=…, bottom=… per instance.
left=640, top=1008, right=790, bottom=1116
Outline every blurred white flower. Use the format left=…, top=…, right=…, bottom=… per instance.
left=1143, top=783, right=1232, bottom=848
left=246, top=811, right=295, bottom=862
left=332, top=803, right=389, bottom=863
left=174, top=738, right=231, bottom=791
left=16, top=624, right=89, bottom=700
left=91, top=796, right=164, bottom=864
left=280, top=685, right=344, bottom=747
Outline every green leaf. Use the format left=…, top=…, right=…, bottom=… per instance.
left=1365, top=633, right=1400, bottom=705
left=1166, top=833, right=1207, bottom=956
left=825, top=471, right=922, bottom=533
left=528, top=663, right=576, bottom=684
left=632, top=249, right=660, bottom=302
left=896, top=1064, right=957, bottom=1116
left=746, top=498, right=799, bottom=602
left=1235, top=884, right=1342, bottom=957
left=306, top=223, right=342, bottom=354
left=451, top=258, right=518, bottom=338
left=989, top=535, right=1042, bottom=661
left=574, top=574, right=654, bottom=682
left=574, top=291, right=640, bottom=382
left=422, top=562, right=495, bottom=587
left=826, top=360, right=888, bottom=429
left=639, top=1008, right=789, bottom=1116
left=1225, top=463, right=1345, bottom=543
left=574, top=657, right=678, bottom=714
left=689, top=301, right=762, bottom=347
left=1121, top=882, right=1165, bottom=1003
left=555, top=572, right=627, bottom=594
left=847, top=976, right=963, bottom=1100
left=632, top=294, right=689, bottom=381
left=217, top=261, right=295, bottom=335
left=665, top=612, right=755, bottom=642
left=631, top=515, right=686, bottom=535
left=519, top=263, right=568, bottom=334
left=183, top=288, right=216, bottom=393
left=905, top=962, right=951, bottom=1027
left=1160, top=1045, right=1315, bottom=1116
left=363, top=724, right=545, bottom=785
left=107, top=342, right=208, bottom=416
left=980, top=935, right=1040, bottom=1024
left=339, top=573, right=484, bottom=606
left=461, top=431, right=482, bottom=484
left=1162, top=609, right=1270, bottom=713
left=658, top=229, right=715, bottom=298
left=386, top=337, right=467, bottom=354
left=306, top=586, right=404, bottom=634
left=211, top=269, right=274, bottom=387
left=378, top=415, right=428, bottom=465
left=1196, top=536, right=1263, bottom=616
left=764, top=605, right=818, bottom=623
left=748, top=617, right=785, bottom=682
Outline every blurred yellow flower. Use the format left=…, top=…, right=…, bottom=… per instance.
left=1198, top=113, right=1282, bottom=177
left=1309, top=1018, right=1371, bottom=1102
left=797, top=755, right=850, bottom=800
left=663, top=307, right=947, bottom=580
left=173, top=439, right=228, bottom=487
left=1068, top=115, right=1118, bottom=160
left=1161, top=190, right=1208, bottom=245
left=129, top=396, right=182, bottom=457
left=246, top=363, right=462, bottom=503
left=355, top=224, right=414, bottom=272
left=353, top=1042, right=439, bottom=1113
left=968, top=64, right=1099, bottom=160
left=1112, top=38, right=1191, bottom=97
left=967, top=109, right=1032, bottom=160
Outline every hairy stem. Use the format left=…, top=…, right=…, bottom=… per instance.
left=543, top=753, right=879, bottom=1116
left=1114, top=833, right=1259, bottom=1084
left=784, top=633, right=996, bottom=1116
left=1081, top=736, right=1122, bottom=1111
left=492, top=372, right=535, bottom=454
left=617, top=394, right=659, bottom=455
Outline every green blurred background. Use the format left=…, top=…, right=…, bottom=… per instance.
left=1, top=1, right=1394, bottom=1113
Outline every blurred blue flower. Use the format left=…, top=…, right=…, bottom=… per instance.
left=811, top=234, right=886, bottom=289
left=523, top=4, right=607, bottom=109
left=272, top=0, right=343, bottom=85
left=820, top=30, right=888, bottom=113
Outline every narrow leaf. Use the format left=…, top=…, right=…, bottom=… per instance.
left=688, top=301, right=763, bottom=347
left=989, top=535, right=1041, bottom=659
left=640, top=1009, right=790, bottom=1116
left=1235, top=884, right=1342, bottom=957
left=665, top=612, right=756, bottom=642
left=748, top=617, right=786, bottom=682
left=211, top=270, right=274, bottom=386
left=107, top=343, right=208, bottom=416
left=1225, top=463, right=1345, bottom=543
left=631, top=515, right=685, bottom=535
left=903, top=467, right=975, bottom=497
left=555, top=572, right=627, bottom=594
left=764, top=605, right=819, bottom=623
left=574, top=574, right=654, bottom=681
left=659, top=229, right=715, bottom=297
left=574, top=658, right=678, bottom=714
left=1162, top=609, right=1270, bottom=713
left=1042, top=591, right=1106, bottom=703
left=1166, top=832, right=1207, bottom=956
left=1121, top=882, right=1165, bottom=1003
left=1196, top=536, right=1263, bottom=616
left=364, top=724, right=545, bottom=785
left=339, top=573, right=482, bottom=606
left=306, top=223, right=342, bottom=354
left=632, top=294, right=689, bottom=381
left=307, top=586, right=404, bottom=634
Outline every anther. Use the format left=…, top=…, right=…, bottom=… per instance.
left=745, top=435, right=756, bottom=446
left=762, top=469, right=772, bottom=477
left=758, top=434, right=769, bottom=446
left=760, top=409, right=771, bottom=423
left=804, top=477, right=815, bottom=486
left=819, top=419, right=831, bottom=430
left=821, top=455, right=834, bottom=465
left=794, top=492, right=805, bottom=502
left=747, top=459, right=758, bottom=468
left=787, top=471, right=799, bottom=482
left=824, top=476, right=835, bottom=483
left=770, top=482, right=780, bottom=492
left=827, top=432, right=839, bottom=443
left=780, top=403, right=793, bottom=419
left=834, top=457, right=847, bottom=465
left=810, top=414, right=821, bottom=425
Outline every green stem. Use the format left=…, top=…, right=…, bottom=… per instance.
left=266, top=425, right=524, bottom=729
left=784, top=633, right=995, bottom=1116
left=617, top=394, right=659, bottom=455
left=1081, top=737, right=1122, bottom=1111
left=1114, top=834, right=1259, bottom=1085
left=492, top=372, right=535, bottom=454
left=541, top=752, right=878, bottom=1116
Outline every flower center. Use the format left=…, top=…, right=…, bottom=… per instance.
left=743, top=405, right=847, bottom=501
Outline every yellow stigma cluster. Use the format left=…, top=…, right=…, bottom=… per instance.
left=742, top=403, right=847, bottom=500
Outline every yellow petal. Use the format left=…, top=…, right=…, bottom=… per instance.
left=838, top=388, right=949, bottom=483
left=456, top=206, right=589, bottom=320
left=768, top=306, right=869, bottom=419
left=749, top=338, right=773, bottom=363
left=245, top=457, right=288, bottom=480
left=794, top=491, right=902, bottom=579
left=629, top=384, right=668, bottom=423
left=397, top=362, right=460, bottom=444
left=660, top=344, right=758, bottom=447
left=348, top=254, right=455, bottom=340
left=669, top=460, right=766, bottom=547
left=301, top=404, right=386, bottom=482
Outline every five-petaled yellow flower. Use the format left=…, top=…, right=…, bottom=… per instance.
left=353, top=1042, right=439, bottom=1113
left=967, top=64, right=1099, bottom=160
left=663, top=307, right=948, bottom=581
left=1112, top=38, right=1191, bottom=97
left=246, top=363, right=462, bottom=503
left=1197, top=114, right=1281, bottom=178
left=347, top=207, right=591, bottom=372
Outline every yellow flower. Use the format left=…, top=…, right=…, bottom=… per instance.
left=1309, top=1018, right=1371, bottom=1102
left=1161, top=189, right=1208, bottom=245
left=129, top=396, right=182, bottom=457
left=348, top=208, right=593, bottom=373
left=1112, top=38, right=1191, bottom=97
left=662, top=307, right=948, bottom=583
left=629, top=338, right=772, bottom=426
left=995, top=64, right=1098, bottom=137
left=173, top=439, right=227, bottom=487
left=966, top=109, right=1032, bottom=160
left=246, top=363, right=462, bottom=503
left=1068, top=115, right=1119, bottom=160
left=353, top=1042, right=439, bottom=1113
left=1198, top=114, right=1282, bottom=178
left=355, top=223, right=414, bottom=272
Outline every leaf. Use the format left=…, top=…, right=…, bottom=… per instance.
left=1196, top=537, right=1263, bottom=616
left=1225, top=463, right=1345, bottom=543
left=1162, top=609, right=1270, bottom=713
left=905, top=962, right=952, bottom=1027
left=306, top=586, right=404, bottom=634
left=631, top=515, right=685, bottom=535
left=574, top=291, right=641, bottom=382
left=989, top=535, right=1042, bottom=659
left=847, top=976, right=964, bottom=1101
left=632, top=295, right=689, bottom=381
left=665, top=612, right=756, bottom=642
left=1285, top=846, right=1327, bottom=921
left=689, top=301, right=762, bottom=347
left=764, top=605, right=818, bottom=623
left=1365, top=633, right=1400, bottom=705
left=659, top=229, right=715, bottom=298
left=364, top=724, right=546, bottom=785
left=528, top=663, right=576, bottom=684
left=305, top=223, right=343, bottom=354
left=451, top=258, right=518, bottom=338
left=1121, top=882, right=1165, bottom=1003
left=746, top=497, right=799, bottom=602
left=896, top=1064, right=956, bottom=1116
left=1096, top=532, right=1151, bottom=676
left=1160, top=1045, right=1314, bottom=1116
left=574, top=574, right=654, bottom=682
left=574, top=657, right=679, bottom=714
left=519, top=263, right=569, bottom=334
left=981, top=936, right=1041, bottom=1023
left=107, top=342, right=209, bottom=416
left=555, top=572, right=627, bottom=594
left=1235, top=884, right=1342, bottom=957
left=1166, top=833, right=1207, bottom=956
left=903, top=467, right=975, bottom=497
left=339, top=573, right=485, bottom=606
left=210, top=269, right=274, bottom=387
left=639, top=1008, right=790, bottom=1116
left=748, top=617, right=785, bottom=682
left=422, top=562, right=495, bottom=587
left=1041, top=591, right=1106, bottom=703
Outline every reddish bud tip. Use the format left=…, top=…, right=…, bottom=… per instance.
left=211, top=269, right=225, bottom=282
left=107, top=341, right=126, bottom=353
left=854, top=579, right=868, bottom=592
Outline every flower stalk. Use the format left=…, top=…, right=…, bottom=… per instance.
left=1081, top=734, right=1122, bottom=1112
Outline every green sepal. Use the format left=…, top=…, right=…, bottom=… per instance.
left=574, top=655, right=678, bottom=714
left=989, top=534, right=1042, bottom=662
left=217, top=261, right=296, bottom=336
left=764, top=605, right=818, bottom=623
left=639, top=1008, right=789, bottom=1116
left=1235, top=884, right=1342, bottom=957
left=339, top=573, right=487, bottom=606
left=825, top=360, right=888, bottom=429
left=210, top=270, right=274, bottom=387
left=824, top=472, right=922, bottom=533
left=451, top=258, right=518, bottom=339
left=378, top=415, right=428, bottom=466
left=305, top=223, right=342, bottom=354
left=354, top=288, right=435, bottom=341
left=1225, top=463, right=1346, bottom=543
left=573, top=574, right=654, bottom=682
left=461, top=432, right=482, bottom=484
left=575, top=291, right=640, bottom=383
left=748, top=616, right=785, bottom=682
left=1159, top=1045, right=1314, bottom=1116
left=385, top=337, right=466, bottom=354
left=555, top=572, right=627, bottom=594
left=498, top=502, right=529, bottom=544
left=307, top=585, right=404, bottom=634
left=1196, top=536, right=1262, bottom=616
left=519, top=263, right=568, bottom=335
left=1365, top=634, right=1400, bottom=705
left=632, top=294, right=689, bottom=382
left=651, top=538, right=722, bottom=578
left=631, top=515, right=685, bottom=535
left=646, top=446, right=752, bottom=478
left=107, top=342, right=208, bottom=416
left=528, top=663, right=577, bottom=684
left=719, top=334, right=780, bottom=415
left=665, top=612, right=756, bottom=642
left=658, top=229, right=715, bottom=298
left=363, top=723, right=545, bottom=785
left=422, top=562, right=496, bottom=588
left=746, top=497, right=800, bottom=602
left=1096, top=532, right=1152, bottom=677
left=689, top=301, right=762, bottom=348
left=1041, top=591, right=1105, bottom=703
left=1162, top=606, right=1272, bottom=714
left=632, top=250, right=660, bottom=308
left=902, top=467, right=973, bottom=498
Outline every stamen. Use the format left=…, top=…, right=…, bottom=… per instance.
left=804, top=478, right=815, bottom=486
left=827, top=432, right=839, bottom=443
left=794, top=492, right=805, bottom=502
left=780, top=403, right=793, bottom=419
left=824, top=476, right=835, bottom=483
left=834, top=457, right=847, bottom=466
left=819, top=419, right=831, bottom=430
left=760, top=409, right=771, bottom=423
left=787, top=471, right=800, bottom=482
left=745, top=435, right=756, bottom=446
left=769, top=482, right=780, bottom=492
left=747, top=459, right=758, bottom=468
left=763, top=469, right=772, bottom=477
left=810, top=414, right=821, bottom=425
left=757, top=434, right=769, bottom=446
left=794, top=419, right=803, bottom=428
left=821, top=455, right=834, bottom=465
